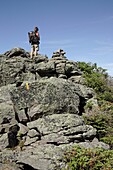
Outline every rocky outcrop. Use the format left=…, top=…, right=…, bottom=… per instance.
left=0, top=48, right=109, bottom=170
left=10, top=78, right=83, bottom=122
left=0, top=48, right=82, bottom=87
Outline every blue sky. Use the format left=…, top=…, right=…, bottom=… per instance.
left=0, top=0, right=113, bottom=76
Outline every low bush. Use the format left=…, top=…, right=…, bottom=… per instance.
left=63, top=145, right=113, bottom=170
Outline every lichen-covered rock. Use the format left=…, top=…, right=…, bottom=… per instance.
left=36, top=61, right=56, bottom=77
left=10, top=78, right=83, bottom=123
left=0, top=49, right=48, bottom=87
left=0, top=85, right=15, bottom=124
left=4, top=47, right=29, bottom=58
left=27, top=114, right=96, bottom=144
left=78, top=137, right=110, bottom=150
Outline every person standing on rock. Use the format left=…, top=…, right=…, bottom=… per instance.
left=28, top=26, right=40, bottom=59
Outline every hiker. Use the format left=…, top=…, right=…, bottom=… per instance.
left=28, top=26, right=40, bottom=59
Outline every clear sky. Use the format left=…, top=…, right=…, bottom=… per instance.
left=0, top=0, right=113, bottom=76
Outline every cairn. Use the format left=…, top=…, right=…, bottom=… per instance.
left=52, top=49, right=66, bottom=58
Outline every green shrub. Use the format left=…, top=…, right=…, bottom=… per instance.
left=63, top=145, right=113, bottom=170
left=101, top=135, right=113, bottom=149
left=99, top=91, right=113, bottom=102
left=77, top=62, right=113, bottom=97
left=83, top=100, right=113, bottom=147
left=83, top=113, right=109, bottom=139
left=84, top=101, right=93, bottom=111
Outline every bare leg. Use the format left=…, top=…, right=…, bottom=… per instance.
left=31, top=45, right=35, bottom=59
left=34, top=45, right=38, bottom=57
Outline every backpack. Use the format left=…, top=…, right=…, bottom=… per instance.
left=28, top=31, right=40, bottom=44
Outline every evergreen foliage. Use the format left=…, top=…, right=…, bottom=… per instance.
left=78, top=62, right=113, bottom=101
left=63, top=145, right=113, bottom=170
